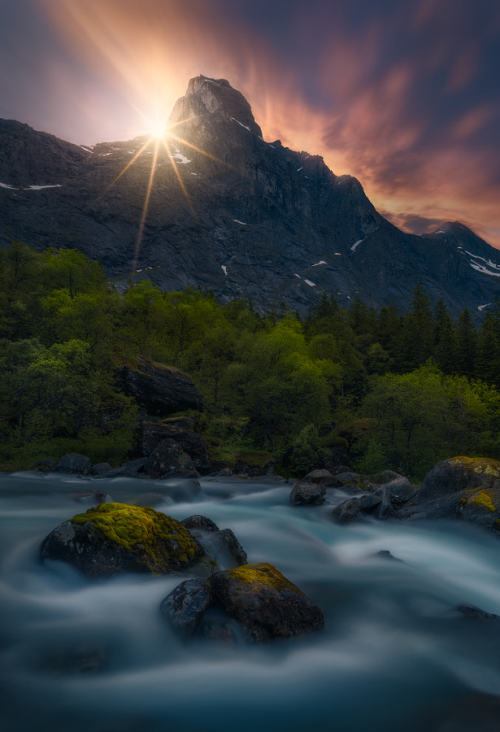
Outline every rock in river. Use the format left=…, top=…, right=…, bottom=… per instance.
left=40, top=502, right=204, bottom=577
left=290, top=480, right=326, bottom=506
left=161, top=562, right=324, bottom=643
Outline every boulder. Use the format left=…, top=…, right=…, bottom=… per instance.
left=210, top=563, right=324, bottom=642
left=399, top=457, right=500, bottom=529
left=90, top=462, right=112, bottom=476
left=149, top=438, right=197, bottom=478
left=138, top=420, right=211, bottom=473
left=331, top=493, right=381, bottom=524
left=457, top=604, right=500, bottom=621
left=40, top=502, right=204, bottom=577
left=290, top=480, right=326, bottom=506
left=56, top=453, right=91, bottom=475
left=181, top=514, right=247, bottom=568
left=160, top=578, right=212, bottom=639
left=303, top=469, right=335, bottom=484
left=182, top=515, right=219, bottom=532
left=161, top=562, right=324, bottom=643
left=118, top=357, right=202, bottom=416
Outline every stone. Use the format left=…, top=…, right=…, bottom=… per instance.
left=90, top=462, right=112, bottom=476
left=160, top=578, right=212, bottom=639
left=40, top=502, right=204, bottom=578
left=182, top=515, right=219, bottom=532
left=182, top=515, right=247, bottom=569
left=118, top=357, right=202, bottom=416
left=398, top=456, right=500, bottom=529
left=138, top=420, right=211, bottom=473
left=303, top=469, right=334, bottom=484
left=331, top=493, right=382, bottom=524
left=210, top=563, right=324, bottom=642
left=457, top=604, right=500, bottom=620
left=149, top=438, right=197, bottom=479
left=56, top=453, right=92, bottom=475
left=290, top=481, right=326, bottom=506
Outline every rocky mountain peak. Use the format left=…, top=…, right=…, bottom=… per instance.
left=169, top=75, right=262, bottom=137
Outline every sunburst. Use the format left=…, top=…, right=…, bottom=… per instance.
left=102, top=114, right=227, bottom=277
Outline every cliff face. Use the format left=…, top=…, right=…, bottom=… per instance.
left=1, top=75, right=499, bottom=316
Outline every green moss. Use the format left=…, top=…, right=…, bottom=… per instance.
left=449, top=456, right=500, bottom=477
left=227, top=562, right=303, bottom=594
left=70, top=502, right=200, bottom=572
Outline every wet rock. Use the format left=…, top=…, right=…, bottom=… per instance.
left=290, top=480, right=326, bottom=506
left=373, top=550, right=404, bottom=563
left=331, top=471, right=362, bottom=487
left=118, top=357, right=202, bottom=416
left=149, top=438, right=198, bottom=479
left=182, top=515, right=247, bottom=568
left=182, top=515, right=219, bottom=532
left=138, top=420, right=211, bottom=473
left=56, top=453, right=92, bottom=475
left=90, top=462, right=112, bottom=476
left=303, top=469, right=335, bottom=485
left=161, top=562, right=324, bottom=643
left=399, top=457, right=500, bottom=529
left=161, top=478, right=202, bottom=502
left=160, top=578, right=212, bottom=639
left=457, top=604, right=500, bottom=620
left=331, top=493, right=381, bottom=524
left=40, top=502, right=204, bottom=578
left=210, top=563, right=324, bottom=642
left=105, top=457, right=153, bottom=478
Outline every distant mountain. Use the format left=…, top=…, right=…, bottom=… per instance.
left=1, top=75, right=499, bottom=316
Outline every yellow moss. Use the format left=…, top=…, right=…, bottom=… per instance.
left=463, top=489, right=496, bottom=512
left=227, top=563, right=303, bottom=594
left=449, top=456, right=500, bottom=477
left=70, top=502, right=199, bottom=572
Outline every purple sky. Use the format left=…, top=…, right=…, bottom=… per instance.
left=1, top=0, right=500, bottom=246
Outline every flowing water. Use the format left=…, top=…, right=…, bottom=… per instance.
left=1, top=471, right=500, bottom=732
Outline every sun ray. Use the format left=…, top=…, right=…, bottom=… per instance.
left=132, top=139, right=159, bottom=274
left=104, top=137, right=152, bottom=193
left=163, top=139, right=196, bottom=218
left=166, top=132, right=231, bottom=169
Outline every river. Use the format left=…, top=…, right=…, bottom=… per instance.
left=1, top=471, right=500, bottom=732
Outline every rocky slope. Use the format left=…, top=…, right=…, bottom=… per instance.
left=1, top=75, right=499, bottom=315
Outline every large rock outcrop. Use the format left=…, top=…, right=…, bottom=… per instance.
left=118, top=357, right=202, bottom=416
left=40, top=503, right=204, bottom=577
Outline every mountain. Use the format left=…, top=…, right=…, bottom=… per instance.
left=1, top=75, right=499, bottom=316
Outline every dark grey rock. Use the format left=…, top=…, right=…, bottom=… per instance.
left=182, top=515, right=219, bottom=532
left=118, top=357, right=202, bottom=416
left=138, top=420, right=210, bottom=472
left=290, top=480, right=326, bottom=506
left=332, top=493, right=382, bottom=524
left=56, top=453, right=92, bottom=475
left=160, top=578, right=212, bottom=639
left=457, top=604, right=500, bottom=620
left=303, top=469, right=335, bottom=484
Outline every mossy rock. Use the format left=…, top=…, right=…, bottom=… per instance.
left=210, top=562, right=324, bottom=642
left=40, top=502, right=204, bottom=577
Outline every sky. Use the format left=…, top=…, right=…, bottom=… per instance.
left=1, top=0, right=499, bottom=246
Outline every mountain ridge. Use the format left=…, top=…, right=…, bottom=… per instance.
left=0, top=74, right=499, bottom=317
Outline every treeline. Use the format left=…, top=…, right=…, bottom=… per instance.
left=1, top=242, right=499, bottom=478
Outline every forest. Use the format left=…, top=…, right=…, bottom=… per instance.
left=1, top=242, right=499, bottom=479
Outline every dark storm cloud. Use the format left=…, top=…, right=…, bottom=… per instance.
left=0, top=0, right=499, bottom=245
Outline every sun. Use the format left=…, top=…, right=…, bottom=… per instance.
left=149, top=120, right=167, bottom=139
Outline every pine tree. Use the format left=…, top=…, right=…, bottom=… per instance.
left=456, top=308, right=477, bottom=377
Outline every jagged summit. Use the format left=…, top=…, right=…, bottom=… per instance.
left=169, top=75, right=262, bottom=138
left=0, top=75, right=499, bottom=316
